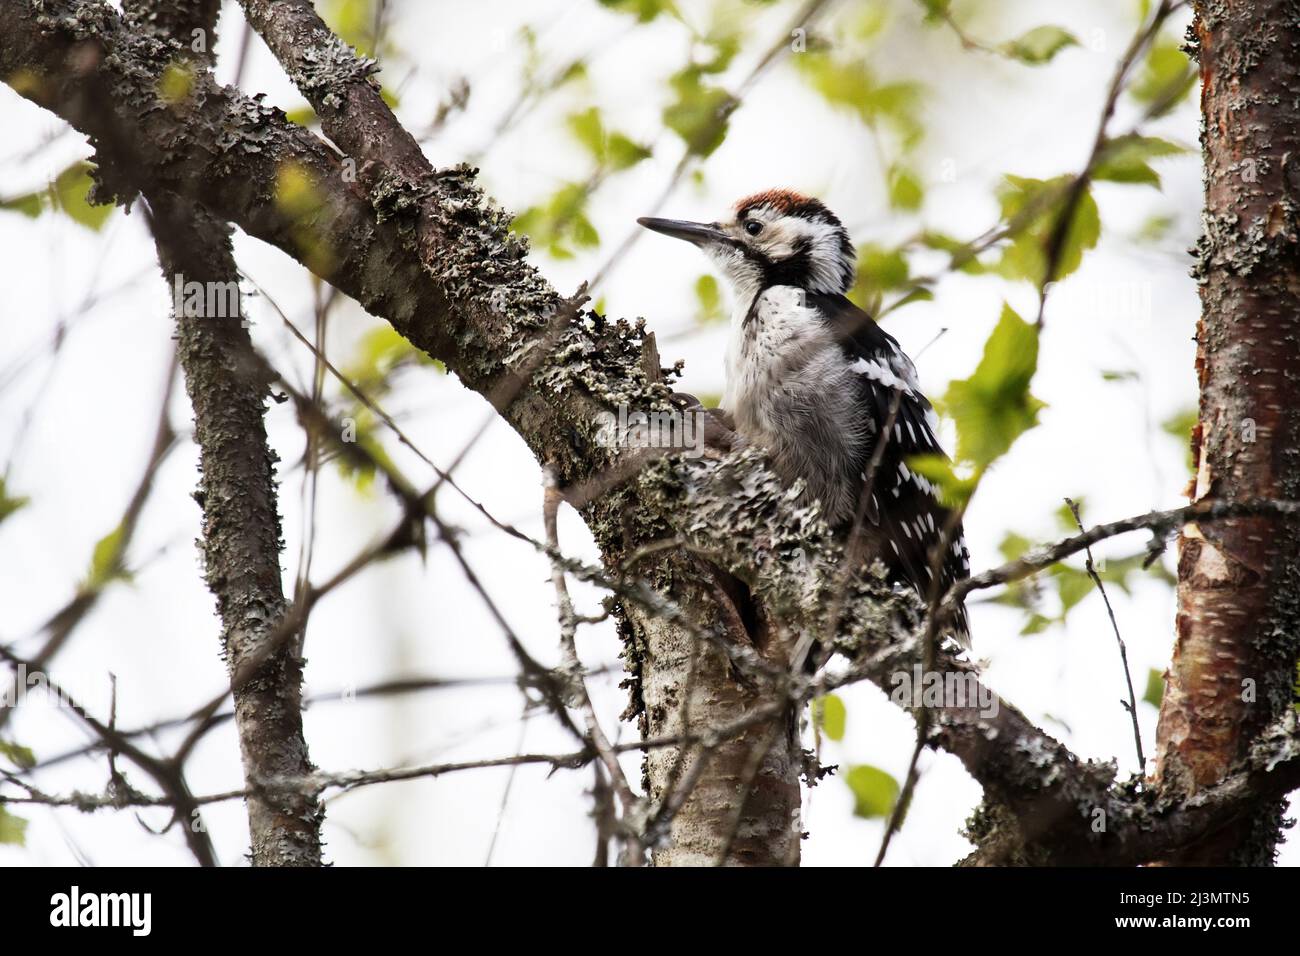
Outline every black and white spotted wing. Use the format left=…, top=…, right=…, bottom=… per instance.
left=808, top=293, right=972, bottom=643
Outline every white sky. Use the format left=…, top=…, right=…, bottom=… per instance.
left=1, top=0, right=1293, bottom=866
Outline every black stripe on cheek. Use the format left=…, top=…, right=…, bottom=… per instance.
left=761, top=238, right=813, bottom=288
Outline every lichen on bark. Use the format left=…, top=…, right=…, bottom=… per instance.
left=1155, top=0, right=1300, bottom=865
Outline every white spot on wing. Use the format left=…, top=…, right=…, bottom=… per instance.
left=851, top=356, right=914, bottom=393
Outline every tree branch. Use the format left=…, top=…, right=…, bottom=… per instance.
left=123, top=0, right=324, bottom=867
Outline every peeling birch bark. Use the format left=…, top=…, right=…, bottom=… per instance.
left=1155, top=0, right=1300, bottom=865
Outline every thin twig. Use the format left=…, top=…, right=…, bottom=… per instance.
left=542, top=468, right=644, bottom=864
left=1066, top=498, right=1145, bottom=769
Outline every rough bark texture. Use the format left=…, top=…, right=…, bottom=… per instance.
left=624, top=569, right=802, bottom=865
left=4, top=0, right=1299, bottom=867
left=1154, top=0, right=1300, bottom=865
left=230, top=0, right=808, bottom=865
left=127, top=0, right=322, bottom=866
left=151, top=196, right=323, bottom=866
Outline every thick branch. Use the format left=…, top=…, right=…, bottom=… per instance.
left=122, top=0, right=322, bottom=867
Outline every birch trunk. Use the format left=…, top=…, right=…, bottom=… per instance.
left=1155, top=0, right=1300, bottom=865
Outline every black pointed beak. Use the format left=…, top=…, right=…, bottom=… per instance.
left=637, top=217, right=727, bottom=247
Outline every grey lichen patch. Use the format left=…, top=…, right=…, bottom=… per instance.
left=1222, top=16, right=1280, bottom=75
left=424, top=165, right=544, bottom=307
left=369, top=166, right=427, bottom=231
left=33, top=0, right=286, bottom=205
left=1193, top=208, right=1300, bottom=280
left=371, top=164, right=565, bottom=374
left=631, top=446, right=912, bottom=658
left=532, top=313, right=673, bottom=414
left=33, top=0, right=116, bottom=38
left=961, top=750, right=1128, bottom=864
left=675, top=448, right=828, bottom=574
left=213, top=91, right=283, bottom=157
left=292, top=31, right=378, bottom=109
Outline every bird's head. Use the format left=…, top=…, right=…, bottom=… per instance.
left=638, top=189, right=856, bottom=297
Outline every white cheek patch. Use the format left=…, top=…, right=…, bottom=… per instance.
left=703, top=243, right=743, bottom=271
left=756, top=221, right=799, bottom=260
left=779, top=216, right=854, bottom=294
left=705, top=244, right=762, bottom=303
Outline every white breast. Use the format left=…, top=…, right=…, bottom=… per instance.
left=721, top=286, right=870, bottom=524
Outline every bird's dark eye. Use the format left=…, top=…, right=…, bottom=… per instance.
left=744, top=219, right=763, bottom=236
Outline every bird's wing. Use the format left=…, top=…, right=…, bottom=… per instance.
left=808, top=292, right=971, bottom=642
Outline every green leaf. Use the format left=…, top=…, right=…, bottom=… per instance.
left=598, top=0, right=677, bottom=22
left=1093, top=134, right=1187, bottom=188
left=52, top=162, right=113, bottom=232
left=795, top=54, right=924, bottom=147
left=993, top=175, right=1100, bottom=283
left=663, top=80, right=734, bottom=158
left=3, top=162, right=115, bottom=230
left=848, top=4, right=889, bottom=41
left=1161, top=406, right=1198, bottom=474
left=0, top=740, right=35, bottom=770
left=0, top=477, right=29, bottom=528
left=85, top=521, right=130, bottom=591
left=878, top=286, right=934, bottom=319
left=1160, top=407, right=1197, bottom=440
left=1054, top=498, right=1085, bottom=532
left=1099, top=551, right=1176, bottom=591
left=1054, top=565, right=1093, bottom=613
left=284, top=104, right=318, bottom=127
left=813, top=694, right=846, bottom=742
left=845, top=764, right=899, bottom=819
left=319, top=0, right=384, bottom=56
left=941, top=303, right=1045, bottom=469
left=696, top=27, right=742, bottom=75
left=158, top=60, right=195, bottom=105
left=606, top=133, right=652, bottom=171
left=572, top=215, right=599, bottom=248
left=907, top=454, right=979, bottom=509
left=343, top=325, right=440, bottom=399
left=850, top=243, right=911, bottom=312
left=1020, top=612, right=1054, bottom=636
left=511, top=182, right=600, bottom=259
left=887, top=165, right=924, bottom=211
left=1130, top=38, right=1196, bottom=118
left=694, top=274, right=725, bottom=325
left=1002, top=25, right=1078, bottom=64
left=0, top=189, right=44, bottom=218
left=567, top=107, right=606, bottom=159
left=1143, top=668, right=1165, bottom=708
left=1137, top=213, right=1176, bottom=243
left=566, top=108, right=651, bottom=171
left=999, top=530, right=1034, bottom=562
left=333, top=414, right=403, bottom=496
left=919, top=231, right=990, bottom=275
left=918, top=0, right=952, bottom=23
left=0, top=806, right=26, bottom=846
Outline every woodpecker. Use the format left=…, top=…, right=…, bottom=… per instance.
left=638, top=189, right=971, bottom=644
